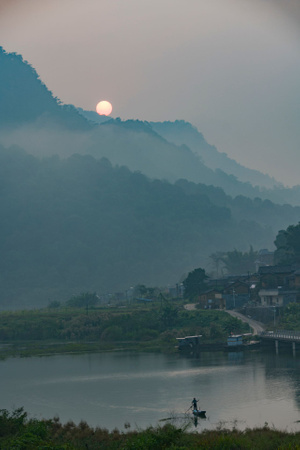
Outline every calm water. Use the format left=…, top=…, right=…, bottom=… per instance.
left=1, top=350, right=300, bottom=431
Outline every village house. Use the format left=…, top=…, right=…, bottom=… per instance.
left=258, top=287, right=297, bottom=307
left=254, top=264, right=300, bottom=307
left=254, top=249, right=274, bottom=272
left=258, top=265, right=296, bottom=289
left=287, top=269, right=300, bottom=292
left=198, top=289, right=225, bottom=309
left=222, top=280, right=250, bottom=309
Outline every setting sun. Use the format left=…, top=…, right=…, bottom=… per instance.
left=96, top=100, right=112, bottom=116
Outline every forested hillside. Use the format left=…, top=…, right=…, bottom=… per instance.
left=2, top=46, right=299, bottom=205
left=77, top=114, right=300, bottom=206
left=158, top=118, right=300, bottom=206
left=150, top=120, right=279, bottom=189
left=0, top=144, right=299, bottom=308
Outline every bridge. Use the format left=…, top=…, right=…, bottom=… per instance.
left=260, top=330, right=300, bottom=355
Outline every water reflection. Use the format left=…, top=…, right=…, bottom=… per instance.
left=263, top=352, right=300, bottom=410
left=0, top=351, right=299, bottom=431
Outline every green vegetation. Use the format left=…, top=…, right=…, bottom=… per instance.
left=0, top=303, right=249, bottom=358
left=210, top=247, right=258, bottom=276
left=183, top=268, right=208, bottom=299
left=274, top=222, right=300, bottom=265
left=277, top=303, right=300, bottom=331
left=0, top=145, right=299, bottom=309
left=66, top=292, right=99, bottom=309
left=0, top=47, right=90, bottom=130
left=1, top=407, right=300, bottom=449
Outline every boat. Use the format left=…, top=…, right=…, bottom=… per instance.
left=224, top=334, right=260, bottom=352
left=192, top=409, right=206, bottom=417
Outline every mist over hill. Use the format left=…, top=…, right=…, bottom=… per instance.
left=1, top=46, right=299, bottom=205
left=77, top=112, right=300, bottom=206
left=0, top=47, right=300, bottom=308
left=0, top=144, right=299, bottom=308
left=150, top=120, right=280, bottom=189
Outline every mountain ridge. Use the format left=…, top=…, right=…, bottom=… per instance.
left=1, top=46, right=299, bottom=206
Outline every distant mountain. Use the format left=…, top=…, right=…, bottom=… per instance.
left=78, top=110, right=300, bottom=205
left=149, top=120, right=300, bottom=207
left=78, top=109, right=280, bottom=189
left=0, top=47, right=298, bottom=205
left=0, top=144, right=299, bottom=308
left=150, top=120, right=280, bottom=189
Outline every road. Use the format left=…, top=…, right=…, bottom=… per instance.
left=184, top=303, right=197, bottom=311
left=183, top=304, right=265, bottom=335
left=226, top=310, right=265, bottom=335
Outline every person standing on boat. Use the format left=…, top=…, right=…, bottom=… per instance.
left=192, top=397, right=199, bottom=410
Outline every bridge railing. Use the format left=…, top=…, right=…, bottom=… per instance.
left=260, top=330, right=300, bottom=341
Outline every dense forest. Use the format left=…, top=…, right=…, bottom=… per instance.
left=0, top=144, right=299, bottom=308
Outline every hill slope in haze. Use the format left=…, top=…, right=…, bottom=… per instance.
left=1, top=144, right=299, bottom=308
left=78, top=108, right=279, bottom=190
left=0, top=47, right=90, bottom=130
left=77, top=113, right=300, bottom=206
left=150, top=120, right=280, bottom=189
left=2, top=47, right=299, bottom=205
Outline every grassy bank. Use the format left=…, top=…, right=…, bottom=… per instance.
left=0, top=303, right=250, bottom=358
left=1, top=408, right=300, bottom=449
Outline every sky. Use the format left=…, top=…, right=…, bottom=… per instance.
left=0, top=0, right=299, bottom=186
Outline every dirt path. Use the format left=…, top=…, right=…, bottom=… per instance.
left=226, top=310, right=265, bottom=335
left=184, top=303, right=197, bottom=311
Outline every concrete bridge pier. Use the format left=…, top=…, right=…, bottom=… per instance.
left=292, top=342, right=296, bottom=357
left=275, top=340, right=278, bottom=355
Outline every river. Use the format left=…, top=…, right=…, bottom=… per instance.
left=1, top=350, right=300, bottom=432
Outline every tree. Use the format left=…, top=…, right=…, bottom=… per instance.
left=183, top=268, right=208, bottom=299
left=48, top=300, right=61, bottom=309
left=66, top=292, right=99, bottom=310
left=159, top=295, right=179, bottom=328
left=274, top=223, right=300, bottom=265
left=133, top=285, right=160, bottom=300
left=209, top=252, right=226, bottom=277
left=217, top=247, right=257, bottom=275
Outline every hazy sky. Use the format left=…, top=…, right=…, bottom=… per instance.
left=0, top=0, right=299, bottom=186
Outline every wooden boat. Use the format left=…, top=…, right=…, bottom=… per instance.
left=192, top=409, right=206, bottom=417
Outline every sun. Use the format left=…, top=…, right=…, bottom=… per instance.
left=96, top=100, right=113, bottom=116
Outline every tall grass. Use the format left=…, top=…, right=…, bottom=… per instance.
left=0, top=408, right=300, bottom=449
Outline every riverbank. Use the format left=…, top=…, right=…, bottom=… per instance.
left=0, top=305, right=250, bottom=358
left=1, top=407, right=300, bottom=449
left=0, top=339, right=167, bottom=359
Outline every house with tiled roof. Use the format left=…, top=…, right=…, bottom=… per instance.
left=258, top=287, right=297, bottom=307
left=257, top=265, right=300, bottom=306
left=258, top=265, right=296, bottom=288
left=198, top=289, right=225, bottom=309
